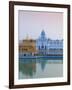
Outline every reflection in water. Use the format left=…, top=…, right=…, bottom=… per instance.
left=40, top=60, right=47, bottom=71
left=19, top=59, right=36, bottom=78
left=19, top=58, right=63, bottom=79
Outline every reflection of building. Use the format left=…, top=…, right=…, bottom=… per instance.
left=40, top=60, right=47, bottom=71
left=19, top=59, right=36, bottom=78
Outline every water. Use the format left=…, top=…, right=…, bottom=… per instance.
left=19, top=58, right=63, bottom=79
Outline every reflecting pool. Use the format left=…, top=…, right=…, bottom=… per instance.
left=19, top=58, right=63, bottom=79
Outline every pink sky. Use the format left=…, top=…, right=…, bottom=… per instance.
left=18, top=10, right=63, bottom=40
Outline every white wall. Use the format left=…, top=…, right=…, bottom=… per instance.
left=0, top=0, right=72, bottom=90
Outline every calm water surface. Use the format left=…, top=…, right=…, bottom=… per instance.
left=19, top=58, right=63, bottom=79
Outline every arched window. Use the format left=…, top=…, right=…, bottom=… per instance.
left=42, top=45, right=44, bottom=49
left=41, top=43, right=44, bottom=49
left=45, top=46, right=46, bottom=50
left=39, top=46, right=40, bottom=50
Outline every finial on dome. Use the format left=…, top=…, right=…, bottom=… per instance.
left=26, top=34, right=29, bottom=40
left=42, top=29, right=44, bottom=32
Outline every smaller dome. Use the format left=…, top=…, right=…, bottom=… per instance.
left=40, top=30, right=46, bottom=39
left=41, top=30, right=45, bottom=36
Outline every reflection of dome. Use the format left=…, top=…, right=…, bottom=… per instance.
left=40, top=60, right=46, bottom=71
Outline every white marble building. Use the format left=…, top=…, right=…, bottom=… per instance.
left=36, top=30, right=63, bottom=55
